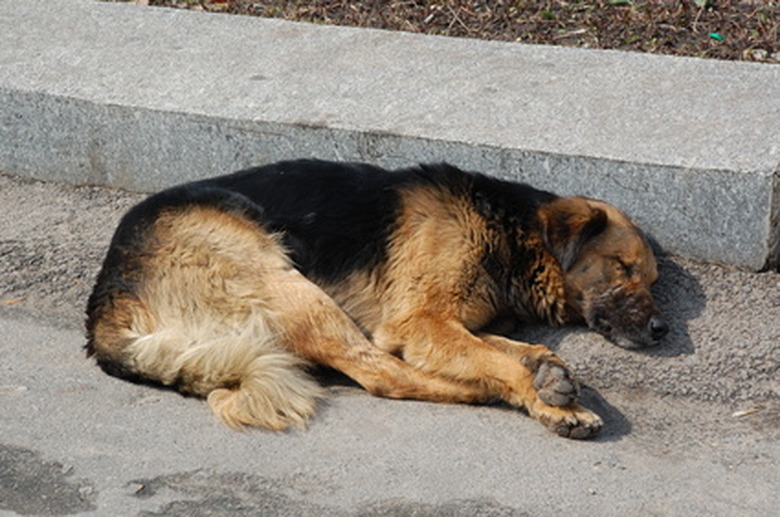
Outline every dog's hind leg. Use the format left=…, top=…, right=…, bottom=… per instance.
left=87, top=204, right=323, bottom=430
left=265, top=272, right=495, bottom=406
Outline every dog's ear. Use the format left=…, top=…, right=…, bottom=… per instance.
left=538, top=197, right=608, bottom=271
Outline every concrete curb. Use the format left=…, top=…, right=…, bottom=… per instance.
left=1, top=0, right=778, bottom=269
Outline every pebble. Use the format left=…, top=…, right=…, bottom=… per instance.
left=751, top=49, right=768, bottom=61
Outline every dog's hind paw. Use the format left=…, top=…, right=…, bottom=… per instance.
left=530, top=355, right=580, bottom=407
left=531, top=403, right=603, bottom=440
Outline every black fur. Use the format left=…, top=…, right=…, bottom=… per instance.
left=200, top=160, right=401, bottom=281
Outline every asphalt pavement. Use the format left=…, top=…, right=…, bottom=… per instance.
left=1, top=173, right=778, bottom=516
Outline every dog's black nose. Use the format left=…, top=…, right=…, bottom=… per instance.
left=648, top=316, right=669, bottom=340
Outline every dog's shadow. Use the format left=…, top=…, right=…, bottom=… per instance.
left=642, top=255, right=706, bottom=357
left=581, top=257, right=704, bottom=440
left=578, top=384, right=631, bottom=442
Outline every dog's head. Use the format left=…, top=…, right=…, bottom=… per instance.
left=538, top=196, right=668, bottom=349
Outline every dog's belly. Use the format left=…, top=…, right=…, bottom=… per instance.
left=316, top=271, right=386, bottom=338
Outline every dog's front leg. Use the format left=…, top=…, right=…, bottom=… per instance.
left=479, top=334, right=580, bottom=406
left=479, top=333, right=603, bottom=438
left=374, top=317, right=602, bottom=439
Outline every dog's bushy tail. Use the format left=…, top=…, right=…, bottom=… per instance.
left=95, top=313, right=324, bottom=430
left=191, top=331, right=323, bottom=430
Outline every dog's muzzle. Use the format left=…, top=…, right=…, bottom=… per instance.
left=585, top=287, right=669, bottom=349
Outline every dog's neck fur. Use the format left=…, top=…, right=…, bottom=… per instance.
left=499, top=229, right=569, bottom=327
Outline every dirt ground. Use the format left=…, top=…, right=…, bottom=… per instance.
left=140, top=0, right=779, bottom=63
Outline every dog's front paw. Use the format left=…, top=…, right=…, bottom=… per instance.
left=530, top=403, right=603, bottom=439
left=530, top=354, right=580, bottom=407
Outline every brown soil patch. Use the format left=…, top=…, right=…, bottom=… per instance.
left=144, top=1, right=778, bottom=62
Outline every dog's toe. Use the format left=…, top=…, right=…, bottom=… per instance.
left=531, top=403, right=603, bottom=440
left=552, top=410, right=603, bottom=439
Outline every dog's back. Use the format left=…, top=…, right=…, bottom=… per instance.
left=201, top=160, right=399, bottom=282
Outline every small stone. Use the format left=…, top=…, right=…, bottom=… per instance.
left=750, top=49, right=768, bottom=61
